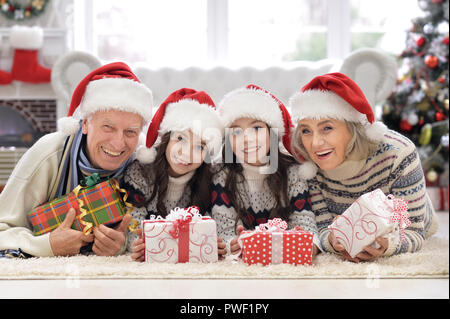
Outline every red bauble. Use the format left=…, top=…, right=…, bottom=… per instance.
left=431, top=0, right=443, bottom=3
left=425, top=55, right=439, bottom=69
left=443, top=36, right=449, bottom=45
left=416, top=36, right=426, bottom=47
left=400, top=119, right=413, bottom=132
left=439, top=77, right=446, bottom=83
left=435, top=112, right=446, bottom=121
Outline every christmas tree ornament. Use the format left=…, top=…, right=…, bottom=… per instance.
left=431, top=0, right=443, bottom=3
left=423, top=23, right=434, bottom=34
left=9, top=25, right=51, bottom=83
left=426, top=169, right=438, bottom=183
left=444, top=99, right=449, bottom=110
left=442, top=36, right=449, bottom=45
left=435, top=112, right=446, bottom=121
left=407, top=112, right=419, bottom=125
left=425, top=55, right=439, bottom=68
left=416, top=36, right=426, bottom=47
left=400, top=119, right=413, bottom=132
left=441, top=134, right=449, bottom=148
left=419, top=124, right=432, bottom=145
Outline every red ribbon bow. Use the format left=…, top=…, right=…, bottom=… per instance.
left=169, top=214, right=192, bottom=239
left=387, top=195, right=410, bottom=242
left=258, top=218, right=288, bottom=232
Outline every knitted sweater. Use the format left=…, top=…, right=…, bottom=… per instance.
left=309, top=129, right=439, bottom=257
left=123, top=160, right=195, bottom=252
left=211, top=162, right=320, bottom=251
left=0, top=132, right=67, bottom=257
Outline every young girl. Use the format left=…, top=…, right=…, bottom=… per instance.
left=123, top=88, right=224, bottom=261
left=211, top=84, right=320, bottom=257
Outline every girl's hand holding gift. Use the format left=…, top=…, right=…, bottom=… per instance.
left=230, top=225, right=245, bottom=255
left=217, top=237, right=227, bottom=259
left=131, top=228, right=145, bottom=262
left=355, top=237, right=388, bottom=262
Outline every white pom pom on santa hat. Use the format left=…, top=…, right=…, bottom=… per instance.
left=57, top=116, right=81, bottom=135
left=297, top=160, right=318, bottom=180
left=135, top=145, right=157, bottom=164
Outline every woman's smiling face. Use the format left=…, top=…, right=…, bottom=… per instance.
left=298, top=118, right=352, bottom=171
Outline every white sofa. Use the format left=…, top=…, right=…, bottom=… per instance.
left=51, top=48, right=397, bottom=120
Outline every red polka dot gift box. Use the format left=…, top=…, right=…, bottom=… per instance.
left=142, top=206, right=218, bottom=263
left=238, top=218, right=314, bottom=266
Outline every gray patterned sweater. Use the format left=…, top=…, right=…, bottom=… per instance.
left=123, top=160, right=195, bottom=252
left=210, top=162, right=320, bottom=253
left=309, top=129, right=439, bottom=256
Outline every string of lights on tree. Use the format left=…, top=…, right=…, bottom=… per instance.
left=382, top=0, right=449, bottom=185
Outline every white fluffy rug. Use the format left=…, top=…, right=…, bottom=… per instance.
left=0, top=237, right=448, bottom=280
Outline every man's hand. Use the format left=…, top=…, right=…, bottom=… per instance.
left=92, top=213, right=132, bottom=256
left=49, top=208, right=94, bottom=256
left=229, top=225, right=245, bottom=255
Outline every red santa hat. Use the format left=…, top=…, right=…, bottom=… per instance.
left=57, top=62, right=153, bottom=135
left=289, top=72, right=388, bottom=178
left=218, top=84, right=316, bottom=179
left=136, top=88, right=223, bottom=163
left=289, top=72, right=387, bottom=140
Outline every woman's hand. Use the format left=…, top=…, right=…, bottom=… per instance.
left=131, top=228, right=145, bottom=262
left=355, top=237, right=388, bottom=261
left=328, top=231, right=361, bottom=263
left=229, top=225, right=245, bottom=255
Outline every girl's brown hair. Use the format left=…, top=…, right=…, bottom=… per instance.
left=136, top=132, right=213, bottom=217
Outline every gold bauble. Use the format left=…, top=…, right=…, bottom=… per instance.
left=445, top=99, right=449, bottom=110
left=426, top=169, right=438, bottom=183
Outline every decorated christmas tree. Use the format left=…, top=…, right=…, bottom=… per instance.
left=382, top=0, right=449, bottom=186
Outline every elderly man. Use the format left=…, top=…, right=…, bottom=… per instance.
left=0, top=62, right=153, bottom=258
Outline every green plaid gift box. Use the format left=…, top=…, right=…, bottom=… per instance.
left=28, top=177, right=132, bottom=236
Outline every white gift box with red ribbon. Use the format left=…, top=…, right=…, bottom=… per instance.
left=238, top=218, right=314, bottom=266
left=328, top=188, right=411, bottom=258
left=142, top=206, right=218, bottom=263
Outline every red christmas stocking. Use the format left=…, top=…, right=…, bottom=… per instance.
left=9, top=26, right=51, bottom=83
left=0, top=35, right=13, bottom=85
left=0, top=69, right=12, bottom=85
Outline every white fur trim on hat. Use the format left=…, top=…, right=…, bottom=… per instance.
left=80, top=78, right=153, bottom=123
left=289, top=90, right=367, bottom=125
left=159, top=99, right=224, bottom=157
left=297, top=161, right=318, bottom=180
left=10, top=26, right=43, bottom=50
left=364, top=121, right=388, bottom=141
left=218, top=87, right=285, bottom=136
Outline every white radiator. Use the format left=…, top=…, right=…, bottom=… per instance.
left=0, top=147, right=27, bottom=185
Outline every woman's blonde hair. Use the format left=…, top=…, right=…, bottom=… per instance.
left=291, top=120, right=380, bottom=164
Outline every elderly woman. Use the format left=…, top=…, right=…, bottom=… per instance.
left=289, top=72, right=438, bottom=262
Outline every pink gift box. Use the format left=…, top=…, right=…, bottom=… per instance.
left=238, top=218, right=314, bottom=266
left=328, top=188, right=410, bottom=258
left=142, top=207, right=218, bottom=263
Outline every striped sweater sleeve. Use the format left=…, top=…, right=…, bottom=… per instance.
left=382, top=134, right=438, bottom=256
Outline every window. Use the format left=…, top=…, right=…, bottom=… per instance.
left=74, top=0, right=424, bottom=67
